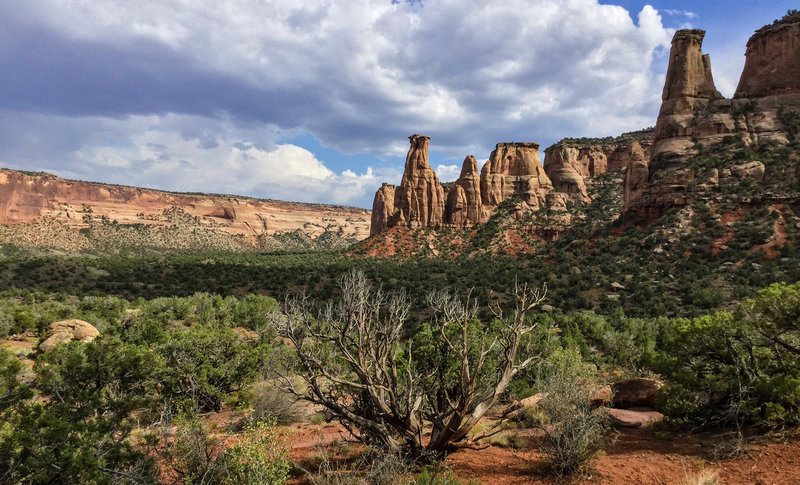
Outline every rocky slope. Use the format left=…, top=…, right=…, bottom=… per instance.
left=0, top=169, right=370, bottom=251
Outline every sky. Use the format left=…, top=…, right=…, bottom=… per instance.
left=0, top=1, right=795, bottom=208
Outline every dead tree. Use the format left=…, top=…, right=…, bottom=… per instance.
left=273, top=271, right=547, bottom=458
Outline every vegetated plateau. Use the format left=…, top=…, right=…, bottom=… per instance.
left=2, top=10, right=800, bottom=485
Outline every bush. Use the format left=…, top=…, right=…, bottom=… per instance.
left=249, top=381, right=304, bottom=425
left=532, top=348, right=612, bottom=477
left=221, top=418, right=291, bottom=485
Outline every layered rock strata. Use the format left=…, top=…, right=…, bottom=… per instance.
left=369, top=184, right=396, bottom=236
left=0, top=169, right=371, bottom=245
left=623, top=16, right=800, bottom=219
left=737, top=13, right=800, bottom=97
left=392, top=134, right=446, bottom=230
left=480, top=142, right=557, bottom=210
left=544, top=132, right=653, bottom=203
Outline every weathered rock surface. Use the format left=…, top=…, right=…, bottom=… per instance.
left=392, top=134, right=446, bottom=229
left=621, top=141, right=651, bottom=213
left=544, top=132, right=653, bottom=204
left=39, top=319, right=100, bottom=353
left=370, top=184, right=396, bottom=237
left=445, top=156, right=484, bottom=227
left=623, top=16, right=800, bottom=220
left=480, top=142, right=554, bottom=210
left=608, top=408, right=665, bottom=428
left=611, top=378, right=662, bottom=408
left=737, top=13, right=800, bottom=97
left=650, top=29, right=724, bottom=173
left=0, top=169, right=371, bottom=250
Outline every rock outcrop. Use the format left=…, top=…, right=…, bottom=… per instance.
left=480, top=142, right=555, bottom=210
left=623, top=15, right=800, bottom=220
left=621, top=141, right=651, bottom=213
left=543, top=131, right=653, bottom=204
left=0, top=169, right=371, bottom=250
left=370, top=184, right=395, bottom=237
left=38, top=319, right=100, bottom=353
left=737, top=12, right=800, bottom=97
left=392, top=135, right=446, bottom=229
left=650, top=29, right=724, bottom=173
left=445, top=156, right=484, bottom=227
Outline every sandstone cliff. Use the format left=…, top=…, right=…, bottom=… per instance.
left=480, top=142, right=560, bottom=210
left=543, top=131, right=653, bottom=203
left=649, top=29, right=724, bottom=174
left=623, top=15, right=800, bottom=220
left=392, top=134, right=446, bottom=230
left=0, top=169, right=370, bottom=251
left=737, top=12, right=800, bottom=97
left=369, top=184, right=396, bottom=237
left=445, top=156, right=484, bottom=227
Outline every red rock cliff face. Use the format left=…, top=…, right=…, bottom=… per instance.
left=0, top=169, right=370, bottom=241
left=623, top=16, right=800, bottom=220
left=392, top=134, right=446, bottom=229
left=543, top=132, right=653, bottom=204
left=480, top=143, right=555, bottom=210
left=370, top=184, right=396, bottom=237
left=445, top=156, right=484, bottom=227
left=650, top=29, right=725, bottom=174
left=737, top=15, right=800, bottom=97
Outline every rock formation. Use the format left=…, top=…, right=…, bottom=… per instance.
left=542, top=145, right=590, bottom=203
left=621, top=141, right=650, bottom=213
left=0, top=169, right=371, bottom=250
left=624, top=15, right=800, bottom=220
left=38, top=319, right=100, bottom=353
left=737, top=13, right=800, bottom=97
left=392, top=135, right=446, bottom=229
left=445, top=156, right=484, bottom=227
left=650, top=29, right=724, bottom=173
left=543, top=131, right=653, bottom=204
left=370, top=184, right=395, bottom=236
left=480, top=142, right=555, bottom=210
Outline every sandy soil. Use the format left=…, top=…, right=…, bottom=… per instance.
left=287, top=422, right=800, bottom=485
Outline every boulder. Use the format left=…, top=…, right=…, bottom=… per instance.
left=611, top=378, right=662, bottom=408
left=590, top=385, right=613, bottom=407
left=38, top=319, right=100, bottom=353
left=608, top=408, right=664, bottom=428
left=730, top=161, right=765, bottom=181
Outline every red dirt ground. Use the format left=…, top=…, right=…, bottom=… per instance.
left=285, top=420, right=800, bottom=485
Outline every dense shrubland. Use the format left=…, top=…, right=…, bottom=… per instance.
left=0, top=274, right=797, bottom=483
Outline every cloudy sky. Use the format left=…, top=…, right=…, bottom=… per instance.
left=0, top=1, right=795, bottom=208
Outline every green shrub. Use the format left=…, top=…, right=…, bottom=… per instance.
left=221, top=418, right=290, bottom=485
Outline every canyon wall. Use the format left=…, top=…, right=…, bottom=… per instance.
left=0, top=169, right=370, bottom=250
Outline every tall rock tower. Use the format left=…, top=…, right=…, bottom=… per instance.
left=392, top=134, right=446, bottom=229
left=445, top=155, right=484, bottom=227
